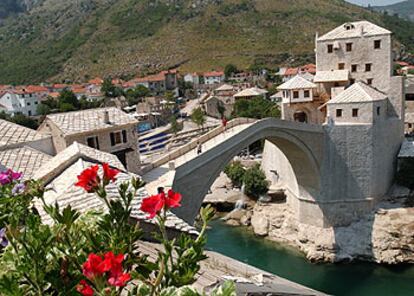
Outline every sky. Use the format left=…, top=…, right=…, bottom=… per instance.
left=346, top=0, right=405, bottom=6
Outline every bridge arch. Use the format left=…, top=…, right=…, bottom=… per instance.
left=171, top=118, right=325, bottom=224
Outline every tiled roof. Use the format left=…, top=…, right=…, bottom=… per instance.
left=204, top=71, right=224, bottom=77
left=215, top=84, right=234, bottom=91
left=35, top=158, right=197, bottom=234
left=314, top=70, right=349, bottom=83
left=88, top=77, right=104, bottom=85
left=0, top=146, right=52, bottom=179
left=318, top=21, right=391, bottom=41
left=278, top=75, right=317, bottom=90
left=284, top=68, right=299, bottom=76
left=34, top=142, right=126, bottom=183
left=234, top=87, right=268, bottom=98
left=328, top=82, right=387, bottom=104
left=44, top=107, right=138, bottom=135
left=0, top=119, right=50, bottom=148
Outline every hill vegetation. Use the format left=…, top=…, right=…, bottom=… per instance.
left=0, top=0, right=414, bottom=84
left=373, top=0, right=414, bottom=22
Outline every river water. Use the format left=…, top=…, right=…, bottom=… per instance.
left=206, top=220, right=414, bottom=296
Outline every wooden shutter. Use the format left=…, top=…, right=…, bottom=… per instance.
left=122, top=130, right=127, bottom=143
left=110, top=132, right=115, bottom=146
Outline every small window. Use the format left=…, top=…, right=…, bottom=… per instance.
left=304, top=90, right=310, bottom=98
left=336, top=109, right=342, bottom=117
left=87, top=136, right=100, bottom=149
left=27, top=102, right=31, bottom=106
left=377, top=106, right=381, bottom=116
left=351, top=64, right=358, bottom=72
left=374, top=40, right=381, bottom=49
left=346, top=43, right=353, bottom=52
left=352, top=108, right=359, bottom=117
left=365, top=63, right=372, bottom=72
left=327, top=44, right=333, bottom=53
left=34, top=101, right=38, bottom=105
left=28, top=110, right=32, bottom=116
left=367, top=78, right=373, bottom=85
left=293, top=91, right=299, bottom=99
left=338, top=63, right=345, bottom=70
left=110, top=131, right=127, bottom=146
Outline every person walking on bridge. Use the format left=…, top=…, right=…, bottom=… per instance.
left=197, top=141, right=202, bottom=155
left=222, top=117, right=228, bottom=132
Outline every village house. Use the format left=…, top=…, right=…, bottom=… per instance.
left=184, top=72, right=201, bottom=85
left=203, top=71, right=225, bottom=85
left=37, top=107, right=141, bottom=174
left=127, top=70, right=178, bottom=95
left=233, top=87, right=268, bottom=100
left=281, top=64, right=316, bottom=82
left=0, top=88, right=43, bottom=116
left=203, top=84, right=236, bottom=118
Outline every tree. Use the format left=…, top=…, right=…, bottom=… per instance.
left=58, top=89, right=79, bottom=111
left=216, top=101, right=226, bottom=118
left=102, top=78, right=124, bottom=98
left=36, top=103, right=51, bottom=115
left=125, top=85, right=150, bottom=106
left=10, top=113, right=39, bottom=129
left=224, top=64, right=238, bottom=79
left=224, top=161, right=246, bottom=188
left=191, top=107, right=206, bottom=129
left=169, top=116, right=181, bottom=136
left=243, top=164, right=269, bottom=199
left=233, top=97, right=280, bottom=119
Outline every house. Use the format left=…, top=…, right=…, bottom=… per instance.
left=277, top=75, right=319, bottom=123
left=281, top=64, right=316, bottom=82
left=233, top=87, right=268, bottom=100
left=184, top=73, right=201, bottom=85
left=0, top=89, right=42, bottom=116
left=203, top=71, right=225, bottom=85
left=37, top=107, right=140, bottom=174
left=127, top=70, right=178, bottom=95
left=203, top=84, right=237, bottom=118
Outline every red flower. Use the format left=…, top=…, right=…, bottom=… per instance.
left=102, top=163, right=119, bottom=184
left=75, top=165, right=100, bottom=193
left=77, top=280, right=94, bottom=296
left=165, top=190, right=181, bottom=209
left=140, top=190, right=182, bottom=219
left=108, top=271, right=131, bottom=287
left=82, top=253, right=107, bottom=280
left=141, top=194, right=164, bottom=219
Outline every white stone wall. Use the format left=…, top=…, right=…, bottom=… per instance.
left=316, top=34, right=392, bottom=93
left=327, top=100, right=387, bottom=124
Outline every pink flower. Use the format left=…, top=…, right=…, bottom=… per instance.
left=0, top=169, right=22, bottom=185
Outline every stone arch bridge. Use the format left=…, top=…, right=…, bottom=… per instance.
left=143, top=117, right=400, bottom=228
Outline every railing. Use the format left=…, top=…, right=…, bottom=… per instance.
left=141, top=117, right=256, bottom=174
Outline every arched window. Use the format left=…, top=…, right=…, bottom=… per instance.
left=294, top=111, right=308, bottom=123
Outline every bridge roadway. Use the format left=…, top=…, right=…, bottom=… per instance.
left=143, top=118, right=325, bottom=224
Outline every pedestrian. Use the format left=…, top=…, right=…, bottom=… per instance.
left=197, top=141, right=202, bottom=155
left=222, top=117, right=228, bottom=132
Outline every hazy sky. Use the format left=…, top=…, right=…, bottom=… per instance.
left=347, top=0, right=404, bottom=6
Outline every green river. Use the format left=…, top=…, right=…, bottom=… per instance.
left=206, top=220, right=414, bottom=296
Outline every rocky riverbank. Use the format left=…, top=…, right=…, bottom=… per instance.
left=204, top=173, right=414, bottom=264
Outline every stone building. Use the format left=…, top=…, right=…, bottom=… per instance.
left=38, top=107, right=141, bottom=174
left=262, top=20, right=405, bottom=227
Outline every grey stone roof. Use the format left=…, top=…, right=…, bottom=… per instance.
left=0, top=146, right=52, bottom=179
left=34, top=142, right=126, bottom=183
left=318, top=21, right=391, bottom=41
left=277, top=75, right=317, bottom=90
left=35, top=159, right=198, bottom=235
left=44, top=107, right=138, bottom=135
left=328, top=82, right=387, bottom=104
left=314, top=70, right=349, bottom=83
left=0, top=119, right=50, bottom=148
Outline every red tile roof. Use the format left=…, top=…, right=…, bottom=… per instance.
left=204, top=71, right=224, bottom=77
left=396, top=61, right=410, bottom=67
left=88, top=77, right=104, bottom=85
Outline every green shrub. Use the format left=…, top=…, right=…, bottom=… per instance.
left=224, top=161, right=246, bottom=188
left=243, top=164, right=269, bottom=199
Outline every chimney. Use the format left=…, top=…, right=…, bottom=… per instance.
left=103, top=110, right=110, bottom=124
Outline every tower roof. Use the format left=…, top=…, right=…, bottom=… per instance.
left=328, top=82, right=387, bottom=104
left=277, top=75, right=317, bottom=90
left=318, top=21, right=391, bottom=41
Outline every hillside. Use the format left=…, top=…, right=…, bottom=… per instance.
left=373, top=0, right=414, bottom=22
left=1, top=0, right=414, bottom=84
